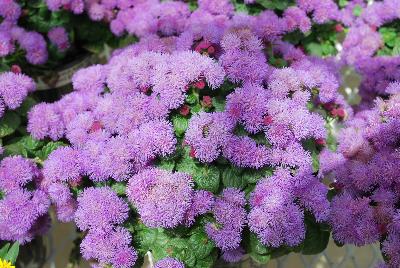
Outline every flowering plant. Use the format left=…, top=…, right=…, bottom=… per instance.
left=3, top=0, right=400, bottom=268
left=0, top=0, right=134, bottom=76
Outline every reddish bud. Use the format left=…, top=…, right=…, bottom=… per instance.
left=378, top=224, right=387, bottom=235
left=263, top=115, right=273, bottom=125
left=180, top=105, right=190, bottom=116
left=330, top=182, right=344, bottom=190
left=207, top=46, right=215, bottom=55
left=89, top=121, right=103, bottom=133
left=316, top=138, right=326, bottom=146
left=10, top=65, right=21, bottom=74
left=69, top=176, right=82, bottom=187
left=194, top=44, right=202, bottom=53
left=331, top=108, right=346, bottom=119
left=63, top=3, right=71, bottom=10
left=334, top=24, right=344, bottom=32
left=336, top=108, right=346, bottom=118
left=189, top=147, right=196, bottom=158
left=140, top=86, right=149, bottom=94
left=202, top=96, right=212, bottom=108
left=323, top=102, right=335, bottom=111
left=194, top=80, right=206, bottom=89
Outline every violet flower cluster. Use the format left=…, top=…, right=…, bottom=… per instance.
left=0, top=0, right=71, bottom=65
left=9, top=0, right=376, bottom=267
left=319, top=82, right=400, bottom=267
left=0, top=156, right=50, bottom=244
left=24, top=13, right=349, bottom=264
left=340, top=0, right=400, bottom=106
left=0, top=71, right=36, bottom=117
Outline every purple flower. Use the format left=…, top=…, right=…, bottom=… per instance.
left=80, top=227, right=137, bottom=268
left=42, top=146, right=82, bottom=186
left=0, top=189, right=50, bottom=243
left=72, top=64, right=107, bottom=93
left=127, top=168, right=193, bottom=228
left=222, top=247, right=245, bottom=263
left=48, top=26, right=70, bottom=52
left=0, top=156, right=40, bottom=193
left=28, top=102, right=65, bottom=140
left=329, top=193, right=380, bottom=246
left=154, top=257, right=185, bottom=268
left=205, top=188, right=246, bottom=251
left=183, top=190, right=215, bottom=226
left=185, top=112, right=235, bottom=163
left=0, top=72, right=35, bottom=109
left=75, top=187, right=129, bottom=230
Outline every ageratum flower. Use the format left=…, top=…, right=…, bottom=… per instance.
left=75, top=187, right=129, bottom=230
left=205, top=188, right=246, bottom=251
left=154, top=257, right=185, bottom=268
left=127, top=168, right=193, bottom=228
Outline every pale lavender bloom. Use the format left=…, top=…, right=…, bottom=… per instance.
left=205, top=188, right=246, bottom=251
left=75, top=187, right=129, bottom=230
left=0, top=72, right=35, bottom=109
left=127, top=168, right=193, bottom=228
left=154, top=257, right=185, bottom=268
left=48, top=26, right=70, bottom=52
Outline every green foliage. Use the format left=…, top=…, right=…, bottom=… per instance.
left=256, top=0, right=293, bottom=10
left=192, top=164, right=221, bottom=193
left=0, top=112, right=21, bottom=138
left=35, top=141, right=67, bottom=160
left=378, top=22, right=400, bottom=56
left=352, top=4, right=363, bottom=17
left=0, top=242, right=19, bottom=264
left=300, top=216, right=330, bottom=255
left=134, top=224, right=216, bottom=268
left=172, top=116, right=189, bottom=137
left=221, top=166, right=246, bottom=189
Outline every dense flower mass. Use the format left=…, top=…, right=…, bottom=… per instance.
left=0, top=0, right=48, bottom=64
left=0, top=72, right=35, bottom=115
left=22, top=0, right=354, bottom=263
left=6, top=0, right=400, bottom=267
left=0, top=156, right=50, bottom=243
left=319, top=82, right=400, bottom=266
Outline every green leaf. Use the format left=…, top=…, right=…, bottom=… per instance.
left=3, top=142, right=28, bottom=157
left=186, top=94, right=198, bottom=105
left=20, top=136, right=44, bottom=151
left=172, top=116, right=188, bottom=137
left=221, top=166, right=246, bottom=189
left=256, top=0, right=291, bottom=10
left=36, top=141, right=67, bottom=160
left=352, top=5, right=363, bottom=17
left=4, top=242, right=19, bottom=264
left=212, top=97, right=226, bottom=112
left=156, top=159, right=176, bottom=171
left=249, top=233, right=269, bottom=255
left=111, top=182, right=126, bottom=196
left=312, top=151, right=319, bottom=173
left=191, top=103, right=202, bottom=114
left=301, top=217, right=330, bottom=255
left=306, top=43, right=323, bottom=57
left=392, top=38, right=400, bottom=55
left=188, top=231, right=215, bottom=259
left=338, top=0, right=348, bottom=8
left=193, top=165, right=220, bottom=193
left=0, top=112, right=21, bottom=138
left=250, top=252, right=271, bottom=264
left=0, top=243, right=10, bottom=258
left=195, top=252, right=217, bottom=268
